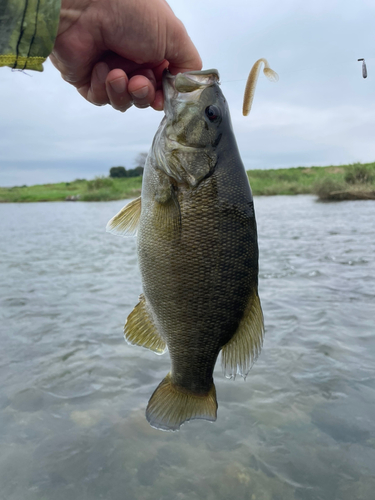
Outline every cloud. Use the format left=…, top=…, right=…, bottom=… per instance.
left=0, top=0, right=374, bottom=185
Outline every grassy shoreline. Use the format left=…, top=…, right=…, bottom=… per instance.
left=1, top=162, right=374, bottom=203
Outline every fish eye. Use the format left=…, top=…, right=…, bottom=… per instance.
left=205, top=105, right=220, bottom=122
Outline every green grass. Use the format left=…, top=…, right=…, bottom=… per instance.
left=248, top=162, right=375, bottom=200
left=1, top=162, right=375, bottom=202
left=0, top=177, right=142, bottom=203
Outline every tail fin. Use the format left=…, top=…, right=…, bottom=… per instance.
left=146, top=373, right=217, bottom=431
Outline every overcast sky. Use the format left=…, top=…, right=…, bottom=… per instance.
left=0, top=0, right=374, bottom=186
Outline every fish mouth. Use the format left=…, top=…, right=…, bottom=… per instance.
left=154, top=69, right=221, bottom=186
left=162, top=69, right=220, bottom=114
left=162, top=69, right=220, bottom=149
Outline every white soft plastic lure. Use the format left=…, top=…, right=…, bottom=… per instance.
left=242, top=58, right=279, bottom=116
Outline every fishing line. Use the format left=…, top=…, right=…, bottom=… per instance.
left=221, top=78, right=248, bottom=83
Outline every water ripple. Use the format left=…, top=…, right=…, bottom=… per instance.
left=1, top=196, right=375, bottom=499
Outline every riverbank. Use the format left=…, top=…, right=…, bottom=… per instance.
left=248, top=162, right=375, bottom=200
left=1, top=161, right=374, bottom=202
left=0, top=176, right=142, bottom=203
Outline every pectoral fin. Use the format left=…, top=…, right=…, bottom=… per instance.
left=221, top=290, right=264, bottom=379
left=106, top=196, right=141, bottom=237
left=124, top=294, right=167, bottom=355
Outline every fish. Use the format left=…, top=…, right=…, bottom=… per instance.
left=107, top=68, right=264, bottom=431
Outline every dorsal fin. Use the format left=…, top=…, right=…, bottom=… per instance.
left=125, top=294, right=167, bottom=355
left=221, top=290, right=264, bottom=379
left=106, top=196, right=141, bottom=237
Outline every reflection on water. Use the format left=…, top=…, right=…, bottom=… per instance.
left=1, top=196, right=374, bottom=500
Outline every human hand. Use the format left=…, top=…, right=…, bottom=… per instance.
left=51, top=0, right=202, bottom=112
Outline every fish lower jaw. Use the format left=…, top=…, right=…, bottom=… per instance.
left=165, top=137, right=205, bottom=152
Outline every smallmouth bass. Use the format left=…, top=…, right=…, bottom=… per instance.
left=108, top=69, right=264, bottom=431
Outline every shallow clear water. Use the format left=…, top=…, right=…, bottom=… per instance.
left=1, top=196, right=374, bottom=500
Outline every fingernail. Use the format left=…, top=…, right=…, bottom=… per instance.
left=95, top=63, right=108, bottom=84
left=130, top=86, right=149, bottom=99
left=109, top=77, right=126, bottom=94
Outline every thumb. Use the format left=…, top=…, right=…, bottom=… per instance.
left=163, top=17, right=202, bottom=75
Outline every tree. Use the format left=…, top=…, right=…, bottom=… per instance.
left=109, top=166, right=127, bottom=178
left=125, top=168, right=141, bottom=177
left=134, top=166, right=144, bottom=176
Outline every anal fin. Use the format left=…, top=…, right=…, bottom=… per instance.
left=106, top=196, right=141, bottom=237
left=221, top=290, right=264, bottom=379
left=124, top=294, right=167, bottom=355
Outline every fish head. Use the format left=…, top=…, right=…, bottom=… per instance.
left=153, top=69, right=230, bottom=187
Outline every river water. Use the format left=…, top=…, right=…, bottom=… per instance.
left=1, top=195, right=374, bottom=500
